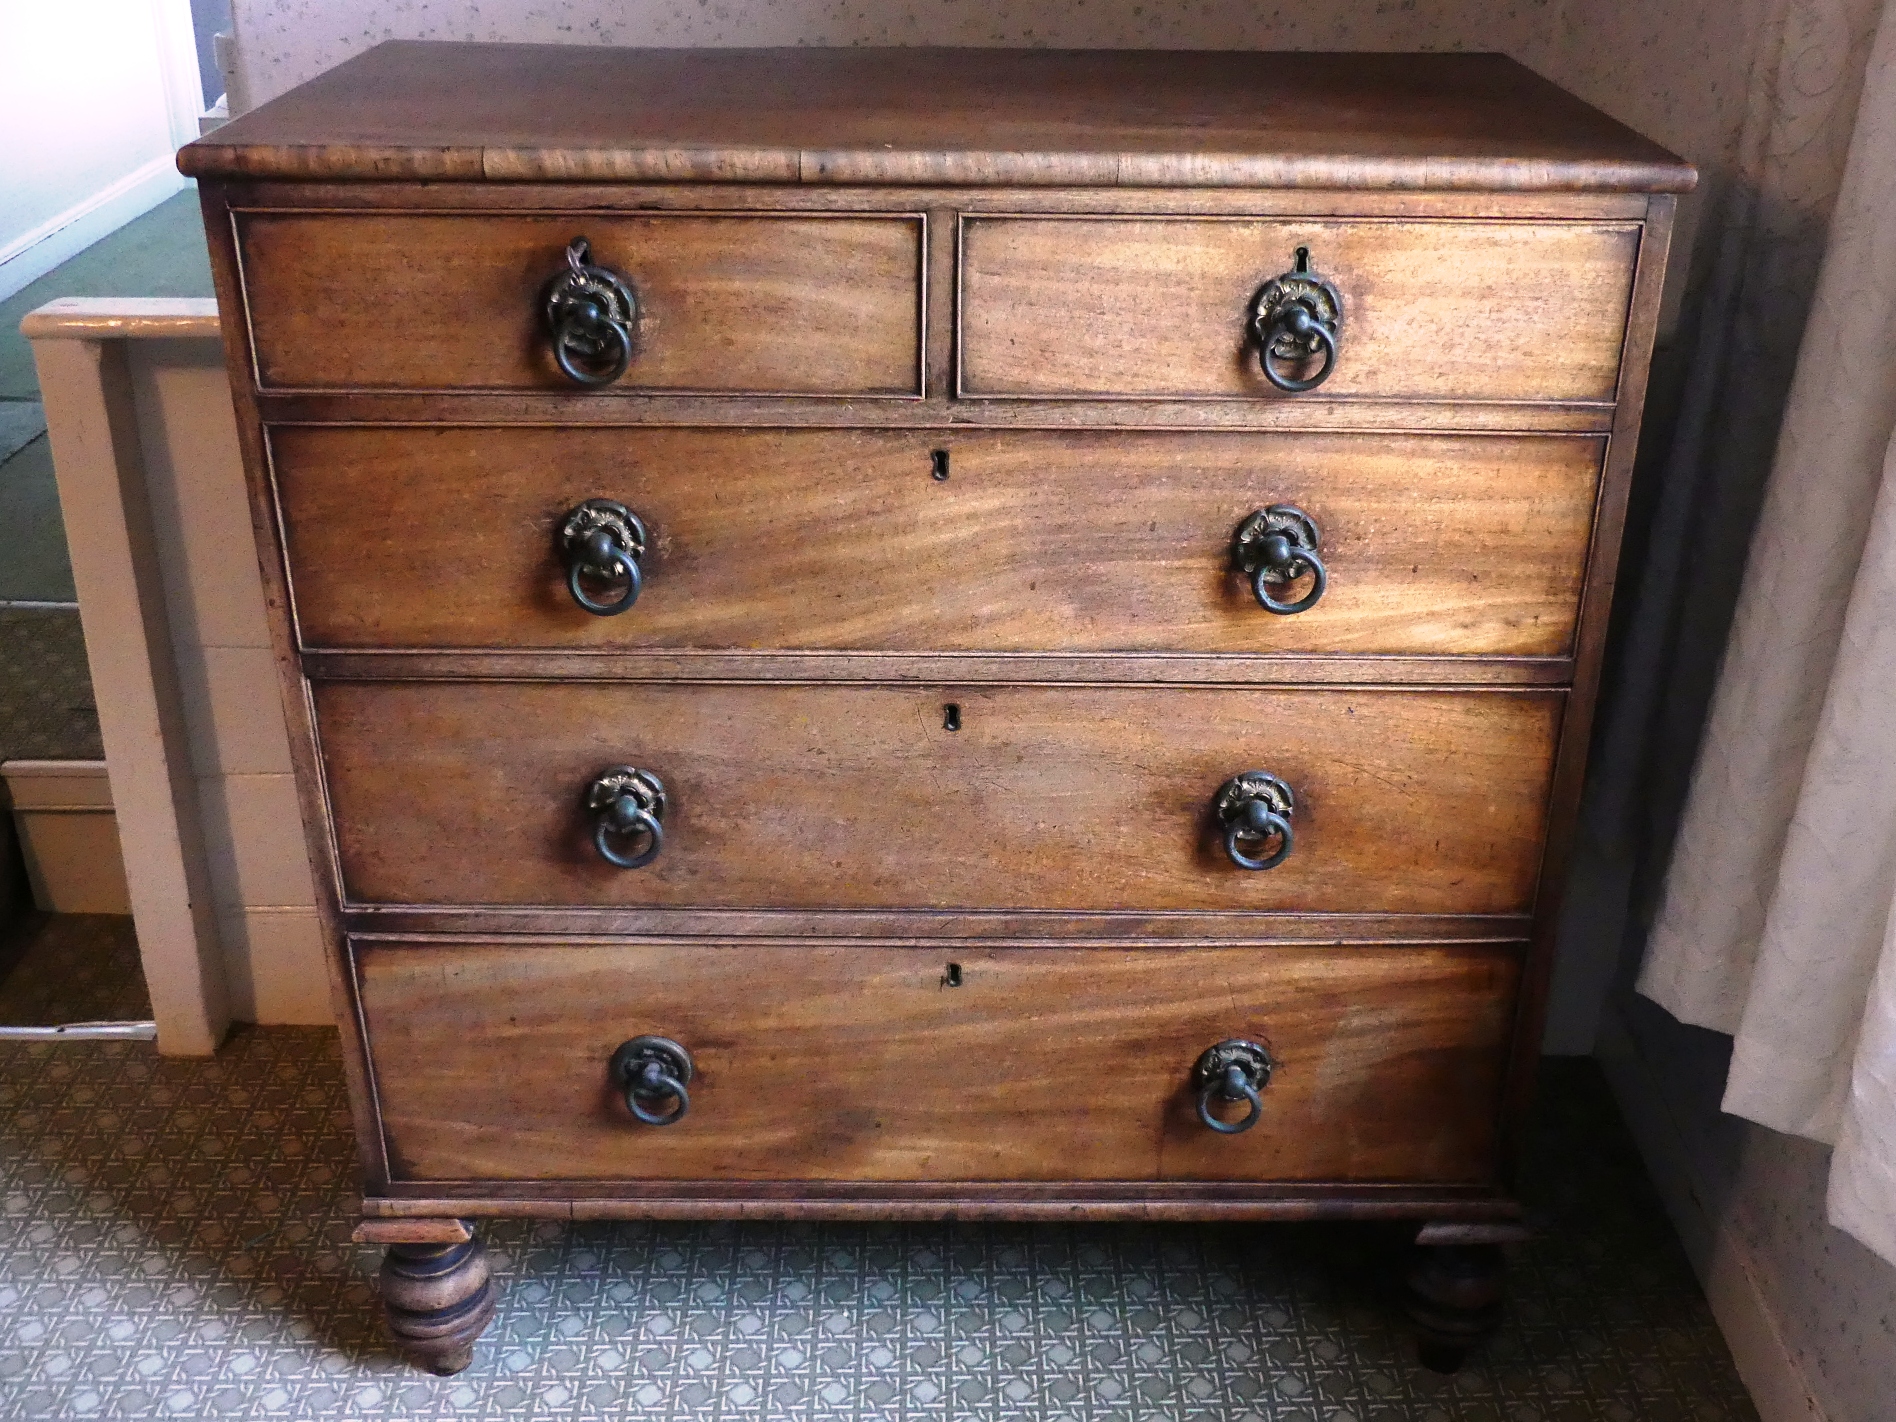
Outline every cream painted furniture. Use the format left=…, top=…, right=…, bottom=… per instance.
left=0, top=760, right=131, bottom=913
left=23, top=298, right=325, bottom=1052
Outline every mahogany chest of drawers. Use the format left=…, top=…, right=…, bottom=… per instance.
left=180, top=43, right=1692, bottom=1375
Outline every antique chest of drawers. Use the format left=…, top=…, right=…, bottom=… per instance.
left=180, top=43, right=1692, bottom=1375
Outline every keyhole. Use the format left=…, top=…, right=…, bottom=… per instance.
left=931, top=449, right=950, bottom=481
left=1294, top=245, right=1311, bottom=273
left=942, top=962, right=963, bottom=988
left=943, top=703, right=961, bottom=731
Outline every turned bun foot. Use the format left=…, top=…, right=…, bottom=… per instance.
left=1402, top=1240, right=1506, bottom=1374
left=379, top=1231, right=497, bottom=1375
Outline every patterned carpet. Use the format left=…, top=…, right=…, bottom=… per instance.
left=0, top=609, right=99, bottom=764
left=0, top=915, right=1758, bottom=1420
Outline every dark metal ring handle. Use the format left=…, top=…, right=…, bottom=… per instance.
left=625, top=1062, right=689, bottom=1124
left=1234, top=506, right=1328, bottom=616
left=1248, top=248, right=1343, bottom=395
left=552, top=307, right=633, bottom=387
left=593, top=802, right=663, bottom=869
left=610, top=1036, right=693, bottom=1126
left=559, top=500, right=648, bottom=617
left=1253, top=548, right=1327, bottom=615
left=1224, top=802, right=1294, bottom=871
left=1214, top=772, right=1297, bottom=872
left=543, top=238, right=639, bottom=388
left=1259, top=305, right=1337, bottom=393
left=1197, top=1065, right=1263, bottom=1134
left=1193, top=1039, right=1273, bottom=1135
left=566, top=530, right=643, bottom=615
left=585, top=766, right=666, bottom=870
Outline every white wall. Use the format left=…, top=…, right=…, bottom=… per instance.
left=0, top=0, right=201, bottom=300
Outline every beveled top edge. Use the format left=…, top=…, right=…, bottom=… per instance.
left=178, top=43, right=1696, bottom=193
left=19, top=297, right=221, bottom=341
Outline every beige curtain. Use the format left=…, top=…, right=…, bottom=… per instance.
left=1640, top=0, right=1896, bottom=1264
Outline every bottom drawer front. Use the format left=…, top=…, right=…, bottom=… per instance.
left=358, top=940, right=1519, bottom=1186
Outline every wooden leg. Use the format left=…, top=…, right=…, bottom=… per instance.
left=366, top=1222, right=498, bottom=1375
left=1402, top=1238, right=1507, bottom=1374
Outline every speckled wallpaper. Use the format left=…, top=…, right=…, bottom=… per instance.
left=226, top=0, right=1749, bottom=196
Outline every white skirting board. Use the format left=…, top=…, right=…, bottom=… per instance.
left=0, top=157, right=188, bottom=304
left=0, top=760, right=131, bottom=914
left=1595, top=1006, right=1825, bottom=1422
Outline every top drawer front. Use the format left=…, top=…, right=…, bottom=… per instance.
left=235, top=212, right=925, bottom=395
left=958, top=217, right=1638, bottom=403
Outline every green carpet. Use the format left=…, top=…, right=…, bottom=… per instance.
left=0, top=190, right=214, bottom=401
left=0, top=436, right=74, bottom=604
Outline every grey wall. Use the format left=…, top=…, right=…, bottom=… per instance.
left=190, top=0, right=234, bottom=108
left=1608, top=993, right=1896, bottom=1420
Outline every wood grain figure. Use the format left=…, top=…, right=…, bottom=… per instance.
left=357, top=939, right=1520, bottom=1185
left=959, top=217, right=1638, bottom=402
left=237, top=213, right=924, bottom=394
left=272, top=427, right=1603, bottom=656
left=312, top=682, right=1563, bottom=915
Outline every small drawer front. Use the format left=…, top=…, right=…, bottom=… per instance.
left=314, top=682, right=1561, bottom=914
left=958, top=217, right=1638, bottom=402
left=273, top=426, right=1602, bottom=656
left=235, top=212, right=924, bottom=394
left=357, top=938, right=1520, bottom=1184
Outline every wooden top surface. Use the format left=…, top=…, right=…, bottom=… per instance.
left=178, top=43, right=1693, bottom=191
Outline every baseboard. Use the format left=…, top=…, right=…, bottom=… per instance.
left=0, top=156, right=189, bottom=303
left=1595, top=1005, right=1825, bottom=1422
left=215, top=906, right=330, bottom=1025
left=0, top=760, right=131, bottom=915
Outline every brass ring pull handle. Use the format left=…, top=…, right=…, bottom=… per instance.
left=1215, top=772, right=1297, bottom=871
left=1234, top=505, right=1327, bottom=615
left=1194, top=1039, right=1273, bottom=1134
left=610, top=1035, right=693, bottom=1126
left=542, top=237, right=638, bottom=387
left=559, top=500, right=648, bottom=616
left=584, top=766, right=666, bottom=869
left=1248, top=247, right=1342, bottom=394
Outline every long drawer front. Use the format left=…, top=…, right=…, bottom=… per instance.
left=357, top=938, right=1521, bottom=1184
left=273, top=427, right=1603, bottom=656
left=313, top=682, right=1561, bottom=914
